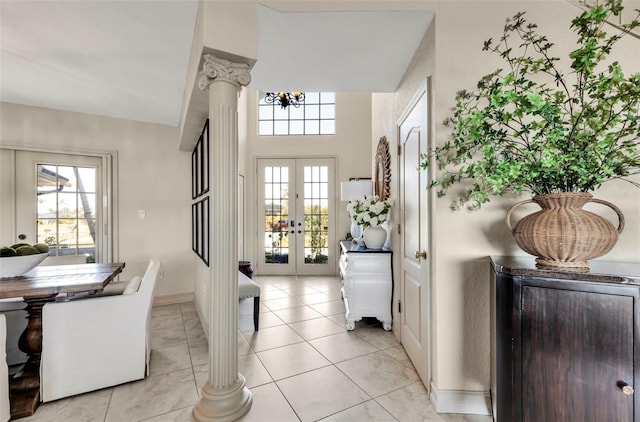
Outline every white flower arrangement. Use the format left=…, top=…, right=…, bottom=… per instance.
left=346, top=195, right=392, bottom=228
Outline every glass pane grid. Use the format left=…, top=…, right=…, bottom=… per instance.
left=303, top=166, right=329, bottom=265
left=258, top=92, right=336, bottom=136
left=36, top=164, right=97, bottom=257
left=264, top=167, right=290, bottom=264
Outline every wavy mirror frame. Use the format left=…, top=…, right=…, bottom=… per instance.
left=374, top=136, right=391, bottom=201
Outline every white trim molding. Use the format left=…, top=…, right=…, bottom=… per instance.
left=429, top=381, right=492, bottom=416
left=153, top=293, right=194, bottom=307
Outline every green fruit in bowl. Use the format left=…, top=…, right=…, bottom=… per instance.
left=10, top=243, right=30, bottom=250
left=15, top=245, right=40, bottom=256
left=0, top=247, right=17, bottom=257
left=32, top=243, right=49, bottom=253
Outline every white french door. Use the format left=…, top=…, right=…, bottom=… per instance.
left=257, top=158, right=336, bottom=276
left=14, top=151, right=107, bottom=262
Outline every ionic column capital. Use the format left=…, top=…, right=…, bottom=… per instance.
left=198, top=54, right=251, bottom=91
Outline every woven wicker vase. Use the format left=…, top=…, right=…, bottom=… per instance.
left=506, top=192, right=625, bottom=269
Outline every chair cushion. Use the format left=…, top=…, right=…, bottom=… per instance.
left=123, top=276, right=142, bottom=295
left=238, top=272, right=260, bottom=298
left=0, top=298, right=26, bottom=312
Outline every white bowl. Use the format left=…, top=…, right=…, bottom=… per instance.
left=0, top=253, right=49, bottom=278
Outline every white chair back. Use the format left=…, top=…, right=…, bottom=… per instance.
left=1, top=314, right=10, bottom=422
left=140, top=259, right=161, bottom=372
left=40, top=258, right=161, bottom=402
left=40, top=254, right=89, bottom=266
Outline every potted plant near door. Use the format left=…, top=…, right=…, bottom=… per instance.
left=421, top=0, right=640, bottom=269
left=347, top=195, right=392, bottom=249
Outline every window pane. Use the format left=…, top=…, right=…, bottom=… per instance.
left=320, top=166, right=328, bottom=182
left=259, top=121, right=273, bottom=135
left=305, top=92, right=320, bottom=103
left=305, top=121, right=320, bottom=135
left=78, top=193, right=95, bottom=212
left=320, top=120, right=335, bottom=135
left=320, top=105, right=335, bottom=119
left=274, top=106, right=288, bottom=120
left=289, top=106, right=304, bottom=119
left=290, top=120, right=304, bottom=135
left=320, top=92, right=335, bottom=103
left=274, top=121, right=288, bottom=135
left=259, top=105, right=273, bottom=120
left=76, top=167, right=96, bottom=192
left=306, top=105, right=319, bottom=119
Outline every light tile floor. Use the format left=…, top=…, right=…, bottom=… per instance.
left=21, top=275, right=492, bottom=422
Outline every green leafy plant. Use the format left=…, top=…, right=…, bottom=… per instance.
left=346, top=195, right=392, bottom=228
left=421, top=0, right=640, bottom=210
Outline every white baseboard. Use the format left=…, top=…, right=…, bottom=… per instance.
left=153, top=292, right=194, bottom=306
left=193, top=295, right=209, bottom=340
left=429, top=381, right=492, bottom=416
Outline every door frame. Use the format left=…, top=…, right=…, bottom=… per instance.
left=255, top=156, right=337, bottom=276
left=0, top=145, right=117, bottom=263
left=396, top=78, right=433, bottom=388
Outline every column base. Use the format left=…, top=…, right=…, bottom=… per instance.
left=193, top=375, right=252, bottom=422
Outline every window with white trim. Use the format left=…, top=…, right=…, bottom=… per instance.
left=258, top=92, right=336, bottom=136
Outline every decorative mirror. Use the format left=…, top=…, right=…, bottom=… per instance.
left=374, top=136, right=391, bottom=201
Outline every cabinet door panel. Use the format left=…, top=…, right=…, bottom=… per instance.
left=521, top=286, right=634, bottom=422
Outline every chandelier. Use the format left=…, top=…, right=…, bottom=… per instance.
left=264, top=92, right=305, bottom=109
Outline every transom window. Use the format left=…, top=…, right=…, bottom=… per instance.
left=258, top=92, right=336, bottom=136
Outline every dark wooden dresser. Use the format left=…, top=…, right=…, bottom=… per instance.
left=490, top=256, right=640, bottom=422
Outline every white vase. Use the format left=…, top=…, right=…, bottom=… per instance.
left=350, top=221, right=363, bottom=240
left=363, top=225, right=386, bottom=249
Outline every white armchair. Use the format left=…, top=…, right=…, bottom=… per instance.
left=0, top=299, right=27, bottom=366
left=40, top=259, right=160, bottom=402
left=1, top=314, right=10, bottom=422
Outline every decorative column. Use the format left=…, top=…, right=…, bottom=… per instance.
left=193, top=54, right=252, bottom=422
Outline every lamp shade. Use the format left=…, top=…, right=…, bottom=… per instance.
left=340, top=180, right=373, bottom=201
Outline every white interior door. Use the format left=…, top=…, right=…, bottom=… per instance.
left=398, top=82, right=430, bottom=385
left=257, top=158, right=335, bottom=276
left=15, top=151, right=104, bottom=261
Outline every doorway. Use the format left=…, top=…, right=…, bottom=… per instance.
left=256, top=158, right=336, bottom=276
left=7, top=150, right=112, bottom=263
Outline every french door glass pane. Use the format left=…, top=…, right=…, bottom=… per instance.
left=303, top=165, right=329, bottom=264
left=264, top=166, right=289, bottom=264
left=36, top=164, right=97, bottom=258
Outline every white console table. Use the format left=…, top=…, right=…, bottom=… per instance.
left=339, top=240, right=392, bottom=331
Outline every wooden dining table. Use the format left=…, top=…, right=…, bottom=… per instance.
left=0, top=262, right=125, bottom=419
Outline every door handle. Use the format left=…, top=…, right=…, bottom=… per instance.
left=617, top=381, right=634, bottom=396
left=415, top=250, right=427, bottom=260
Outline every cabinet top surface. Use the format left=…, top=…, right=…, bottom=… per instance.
left=340, top=240, right=391, bottom=254
left=491, top=255, right=640, bottom=284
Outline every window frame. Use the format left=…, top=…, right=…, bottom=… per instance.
left=258, top=92, right=336, bottom=136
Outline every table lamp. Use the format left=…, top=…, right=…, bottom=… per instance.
left=340, top=180, right=373, bottom=240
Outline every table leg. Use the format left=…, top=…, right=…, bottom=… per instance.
left=9, top=294, right=56, bottom=419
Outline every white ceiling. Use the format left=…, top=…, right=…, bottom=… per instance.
left=0, top=1, right=432, bottom=128
left=0, top=0, right=199, bottom=127
left=252, top=6, right=433, bottom=92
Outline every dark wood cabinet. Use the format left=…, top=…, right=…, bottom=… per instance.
left=490, top=256, right=640, bottom=422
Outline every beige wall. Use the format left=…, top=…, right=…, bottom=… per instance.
left=373, top=0, right=640, bottom=401
left=0, top=102, right=194, bottom=299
